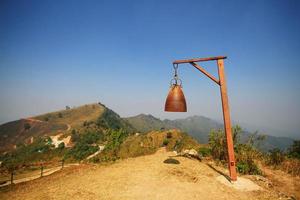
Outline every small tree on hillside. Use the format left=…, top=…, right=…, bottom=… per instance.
left=24, top=123, right=31, bottom=130
left=288, top=140, right=300, bottom=159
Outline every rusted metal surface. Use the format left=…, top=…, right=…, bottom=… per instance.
left=190, top=62, right=220, bottom=85
left=165, top=84, right=187, bottom=112
left=173, top=56, right=227, bottom=64
left=217, top=59, right=237, bottom=181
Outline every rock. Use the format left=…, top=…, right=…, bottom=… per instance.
left=179, top=149, right=201, bottom=161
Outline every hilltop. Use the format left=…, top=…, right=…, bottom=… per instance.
left=0, top=103, right=133, bottom=153
left=1, top=148, right=299, bottom=200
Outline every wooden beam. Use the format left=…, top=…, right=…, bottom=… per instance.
left=217, top=59, right=237, bottom=181
left=173, top=56, right=227, bottom=64
left=190, top=62, right=220, bottom=85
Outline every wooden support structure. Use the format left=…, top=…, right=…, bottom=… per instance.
left=172, top=56, right=237, bottom=181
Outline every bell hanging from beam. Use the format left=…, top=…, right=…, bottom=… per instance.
left=164, top=64, right=187, bottom=112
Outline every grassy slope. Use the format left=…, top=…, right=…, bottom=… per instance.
left=34, top=103, right=104, bottom=129
left=0, top=103, right=105, bottom=153
left=118, top=129, right=201, bottom=159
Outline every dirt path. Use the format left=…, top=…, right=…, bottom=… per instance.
left=0, top=149, right=281, bottom=200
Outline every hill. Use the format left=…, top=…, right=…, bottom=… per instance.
left=0, top=103, right=134, bottom=153
left=125, top=114, right=294, bottom=151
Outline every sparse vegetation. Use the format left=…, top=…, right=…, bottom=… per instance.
left=209, top=125, right=263, bottom=175
left=266, top=148, right=285, bottom=167
left=66, top=131, right=102, bottom=160
left=24, top=123, right=31, bottom=130
left=163, top=138, right=169, bottom=146
left=198, top=147, right=211, bottom=157
left=288, top=140, right=300, bottom=159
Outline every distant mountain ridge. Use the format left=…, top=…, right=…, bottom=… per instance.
left=125, top=114, right=294, bottom=151
left=0, top=103, right=295, bottom=153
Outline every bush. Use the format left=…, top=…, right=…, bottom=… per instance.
left=58, top=142, right=65, bottom=150
left=288, top=140, right=300, bottom=159
left=208, top=125, right=263, bottom=175
left=24, top=123, right=31, bottom=130
left=163, top=139, right=169, bottom=146
left=237, top=160, right=261, bottom=175
left=166, top=132, right=172, bottom=139
left=66, top=131, right=102, bottom=160
left=267, top=148, right=285, bottom=166
left=198, top=147, right=211, bottom=157
left=58, top=112, right=63, bottom=118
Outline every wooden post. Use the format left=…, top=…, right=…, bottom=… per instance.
left=217, top=59, right=237, bottom=181
left=40, top=165, right=43, bottom=177
left=10, top=171, right=14, bottom=184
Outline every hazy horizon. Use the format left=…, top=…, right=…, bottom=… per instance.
left=0, top=0, right=299, bottom=140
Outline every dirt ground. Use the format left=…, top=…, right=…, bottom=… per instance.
left=0, top=148, right=296, bottom=200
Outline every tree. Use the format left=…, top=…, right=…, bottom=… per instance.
left=66, top=106, right=71, bottom=110
left=24, top=123, right=31, bottom=130
left=288, top=140, right=300, bottom=159
left=58, top=112, right=63, bottom=118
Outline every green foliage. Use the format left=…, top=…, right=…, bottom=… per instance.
left=288, top=140, right=300, bottom=159
left=66, top=131, right=102, bottom=160
left=237, top=160, right=261, bottom=175
left=24, top=122, right=31, bottom=130
left=208, top=125, right=263, bottom=175
left=267, top=148, right=285, bottom=166
left=1, top=137, right=53, bottom=171
left=198, top=147, right=211, bottom=157
left=96, top=108, right=135, bottom=133
left=71, top=129, right=80, bottom=143
left=57, top=142, right=65, bottom=150
left=163, top=138, right=169, bottom=146
left=105, top=129, right=128, bottom=152
left=208, top=129, right=227, bottom=161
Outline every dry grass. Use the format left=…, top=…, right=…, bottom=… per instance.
left=0, top=148, right=289, bottom=200
left=34, top=103, right=104, bottom=129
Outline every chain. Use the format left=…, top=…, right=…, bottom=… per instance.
left=173, top=63, right=179, bottom=84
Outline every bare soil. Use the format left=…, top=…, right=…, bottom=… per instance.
left=0, top=148, right=295, bottom=200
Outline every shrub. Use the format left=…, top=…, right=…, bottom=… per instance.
left=58, top=112, right=63, bottom=118
left=24, top=123, right=31, bottom=130
left=58, top=142, right=65, bottom=150
left=66, top=131, right=102, bottom=160
left=198, top=147, right=211, bottom=157
left=208, top=125, right=263, bottom=175
left=166, top=132, right=172, bottom=139
left=163, top=139, right=169, bottom=146
left=267, top=148, right=285, bottom=166
left=237, top=160, right=261, bottom=175
left=288, top=140, right=300, bottom=159
left=105, top=129, right=128, bottom=152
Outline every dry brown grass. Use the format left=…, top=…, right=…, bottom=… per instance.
left=0, top=148, right=291, bottom=200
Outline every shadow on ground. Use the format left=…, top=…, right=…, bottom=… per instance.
left=163, top=158, right=180, bottom=165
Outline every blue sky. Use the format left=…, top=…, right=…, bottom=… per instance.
left=0, top=0, right=299, bottom=139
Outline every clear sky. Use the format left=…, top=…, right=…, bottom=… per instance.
left=0, top=0, right=299, bottom=139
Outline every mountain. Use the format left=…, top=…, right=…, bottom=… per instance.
left=125, top=114, right=295, bottom=151
left=0, top=103, right=134, bottom=153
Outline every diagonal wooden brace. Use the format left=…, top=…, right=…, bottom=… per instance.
left=190, top=62, right=220, bottom=85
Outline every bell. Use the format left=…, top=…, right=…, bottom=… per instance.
left=165, top=84, right=187, bottom=112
